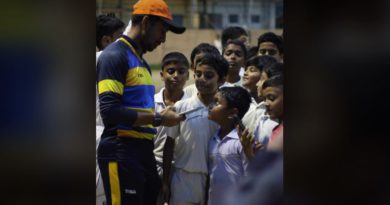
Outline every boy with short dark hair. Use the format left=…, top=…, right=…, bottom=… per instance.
left=162, top=53, right=228, bottom=205
left=183, top=43, right=220, bottom=97
left=221, top=26, right=249, bottom=77
left=241, top=64, right=283, bottom=160
left=221, top=39, right=247, bottom=87
left=241, top=55, right=277, bottom=133
left=221, top=26, right=249, bottom=49
left=257, top=32, right=284, bottom=63
left=207, top=86, right=252, bottom=205
left=96, top=13, right=125, bottom=52
left=262, top=74, right=284, bottom=150
left=154, top=51, right=190, bottom=177
left=153, top=51, right=190, bottom=205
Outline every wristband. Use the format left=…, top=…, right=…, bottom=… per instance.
left=153, top=112, right=162, bottom=127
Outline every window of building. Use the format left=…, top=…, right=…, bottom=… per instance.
left=251, top=15, right=260, bottom=23
left=276, top=2, right=283, bottom=28
left=228, top=14, right=239, bottom=24
left=172, top=14, right=184, bottom=27
left=209, top=14, right=223, bottom=29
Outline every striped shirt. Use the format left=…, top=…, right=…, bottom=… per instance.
left=97, top=35, right=156, bottom=142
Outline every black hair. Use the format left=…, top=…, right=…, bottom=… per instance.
left=257, top=32, right=283, bottom=54
left=262, top=74, right=284, bottom=90
left=246, top=55, right=277, bottom=73
left=221, top=26, right=248, bottom=48
left=247, top=46, right=259, bottom=60
left=196, top=53, right=228, bottom=81
left=190, top=43, right=220, bottom=65
left=161, top=52, right=190, bottom=70
left=223, top=39, right=247, bottom=60
left=219, top=86, right=251, bottom=120
left=263, top=62, right=283, bottom=78
left=96, top=13, right=125, bottom=50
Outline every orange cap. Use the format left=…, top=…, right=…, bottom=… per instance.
left=132, top=0, right=185, bottom=34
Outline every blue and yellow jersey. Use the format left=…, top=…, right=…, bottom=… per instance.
left=97, top=35, right=156, bottom=141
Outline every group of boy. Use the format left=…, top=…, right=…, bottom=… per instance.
left=96, top=0, right=284, bottom=205
left=152, top=30, right=284, bottom=205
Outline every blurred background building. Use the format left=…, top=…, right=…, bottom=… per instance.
left=96, top=0, right=283, bottom=30
left=96, top=0, right=283, bottom=91
left=96, top=0, right=283, bottom=65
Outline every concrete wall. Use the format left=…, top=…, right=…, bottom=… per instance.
left=143, top=29, right=283, bottom=64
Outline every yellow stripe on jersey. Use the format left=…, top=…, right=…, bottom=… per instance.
left=98, top=79, right=124, bottom=95
left=108, top=161, right=121, bottom=205
left=117, top=129, right=155, bottom=140
left=125, top=67, right=153, bottom=86
left=127, top=107, right=154, bottom=113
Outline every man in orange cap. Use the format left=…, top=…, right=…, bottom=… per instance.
left=96, top=0, right=186, bottom=204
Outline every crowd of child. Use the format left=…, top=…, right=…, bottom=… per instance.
left=96, top=4, right=283, bottom=205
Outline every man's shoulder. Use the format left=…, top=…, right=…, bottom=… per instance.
left=99, top=44, right=126, bottom=61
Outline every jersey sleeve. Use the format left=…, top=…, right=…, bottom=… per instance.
left=97, top=49, right=137, bottom=126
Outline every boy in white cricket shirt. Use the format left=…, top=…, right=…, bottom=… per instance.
left=153, top=52, right=190, bottom=205
left=162, top=53, right=228, bottom=205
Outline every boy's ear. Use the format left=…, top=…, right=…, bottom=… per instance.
left=160, top=71, right=164, bottom=79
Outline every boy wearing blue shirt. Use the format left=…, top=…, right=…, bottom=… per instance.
left=207, top=86, right=252, bottom=205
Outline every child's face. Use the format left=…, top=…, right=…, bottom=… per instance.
left=194, top=64, right=221, bottom=95
left=160, top=62, right=189, bottom=90
left=263, top=86, right=283, bottom=119
left=243, top=65, right=261, bottom=93
left=256, top=71, right=269, bottom=98
left=223, top=44, right=245, bottom=71
left=208, top=92, right=231, bottom=124
left=258, top=42, right=283, bottom=63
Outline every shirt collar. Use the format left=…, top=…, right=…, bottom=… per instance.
left=213, top=128, right=240, bottom=141
left=155, top=87, right=190, bottom=106
left=257, top=101, right=266, bottom=108
left=120, top=34, right=139, bottom=52
left=155, top=87, right=165, bottom=104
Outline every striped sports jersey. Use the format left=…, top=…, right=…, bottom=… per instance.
left=97, top=35, right=156, bottom=141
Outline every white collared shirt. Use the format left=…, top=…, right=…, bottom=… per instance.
left=219, top=78, right=243, bottom=88
left=253, top=112, right=279, bottom=145
left=183, top=83, right=198, bottom=97
left=242, top=100, right=267, bottom=133
left=208, top=128, right=248, bottom=205
left=153, top=87, right=189, bottom=163
left=167, top=95, right=219, bottom=173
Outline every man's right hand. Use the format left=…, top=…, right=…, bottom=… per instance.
left=160, top=106, right=185, bottom=127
